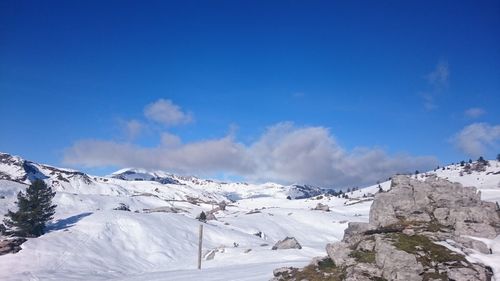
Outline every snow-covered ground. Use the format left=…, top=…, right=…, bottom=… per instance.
left=0, top=152, right=499, bottom=281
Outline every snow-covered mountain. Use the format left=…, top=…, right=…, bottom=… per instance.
left=0, top=152, right=499, bottom=281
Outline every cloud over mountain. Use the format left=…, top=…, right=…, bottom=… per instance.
left=64, top=122, right=437, bottom=187
left=453, top=123, right=500, bottom=157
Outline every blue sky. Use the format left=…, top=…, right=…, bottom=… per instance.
left=1, top=1, right=499, bottom=187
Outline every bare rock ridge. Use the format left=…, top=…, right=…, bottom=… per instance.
left=272, top=175, right=500, bottom=281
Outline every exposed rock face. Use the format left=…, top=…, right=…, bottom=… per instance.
left=203, top=246, right=225, bottom=260
left=273, top=175, right=500, bottom=281
left=313, top=203, right=330, bottom=211
left=271, top=237, right=302, bottom=250
left=369, top=175, right=500, bottom=239
left=325, top=242, right=352, bottom=266
left=374, top=236, right=423, bottom=281
left=206, top=212, right=217, bottom=221
left=0, top=238, right=27, bottom=256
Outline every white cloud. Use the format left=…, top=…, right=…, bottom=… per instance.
left=245, top=123, right=436, bottom=187
left=122, top=119, right=143, bottom=140
left=453, top=123, right=500, bottom=157
left=160, top=132, right=182, bottom=147
left=464, top=107, right=486, bottom=119
left=420, top=60, right=449, bottom=110
left=63, top=136, right=253, bottom=176
left=420, top=93, right=437, bottom=111
left=426, top=60, right=449, bottom=88
left=64, top=122, right=437, bottom=187
left=144, top=99, right=193, bottom=126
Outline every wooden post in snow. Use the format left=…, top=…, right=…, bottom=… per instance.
left=198, top=224, right=203, bottom=270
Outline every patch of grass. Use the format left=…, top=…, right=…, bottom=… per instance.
left=396, top=219, right=449, bottom=233
left=364, top=224, right=404, bottom=235
left=274, top=258, right=346, bottom=281
left=390, top=233, right=466, bottom=267
left=349, top=250, right=376, bottom=264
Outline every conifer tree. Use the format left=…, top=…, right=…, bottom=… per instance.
left=197, top=211, right=207, bottom=222
left=3, top=180, right=56, bottom=237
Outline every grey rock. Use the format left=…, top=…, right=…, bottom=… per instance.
left=357, top=239, right=375, bottom=252
left=345, top=263, right=382, bottom=281
left=271, top=237, right=302, bottom=250
left=402, top=228, right=416, bottom=236
left=343, top=222, right=374, bottom=244
left=433, top=208, right=450, bottom=225
left=370, top=175, right=500, bottom=239
left=203, top=246, right=225, bottom=260
left=203, top=249, right=216, bottom=260
left=309, top=256, right=327, bottom=267
left=447, top=267, right=484, bottom=281
left=313, top=203, right=330, bottom=211
left=454, top=222, right=497, bottom=239
left=273, top=175, right=499, bottom=281
left=369, top=192, right=399, bottom=227
left=325, top=242, right=352, bottom=266
left=218, top=201, right=227, bottom=211
left=272, top=267, right=294, bottom=278
left=0, top=238, right=27, bottom=255
left=375, top=237, right=423, bottom=281
left=206, top=212, right=217, bottom=221
left=454, top=237, right=490, bottom=254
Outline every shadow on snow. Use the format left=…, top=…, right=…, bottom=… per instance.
left=47, top=212, right=93, bottom=232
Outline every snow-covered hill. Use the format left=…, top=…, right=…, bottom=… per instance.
left=0, top=152, right=499, bottom=280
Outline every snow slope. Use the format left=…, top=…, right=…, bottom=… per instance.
left=0, top=152, right=499, bottom=281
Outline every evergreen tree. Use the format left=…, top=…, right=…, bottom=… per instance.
left=3, top=180, right=56, bottom=237
left=497, top=154, right=500, bottom=161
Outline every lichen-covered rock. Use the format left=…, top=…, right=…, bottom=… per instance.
left=271, top=237, right=302, bottom=250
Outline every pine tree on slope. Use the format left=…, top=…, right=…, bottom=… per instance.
left=3, top=179, right=56, bottom=237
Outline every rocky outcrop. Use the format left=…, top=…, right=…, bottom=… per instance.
left=369, top=175, right=500, bottom=239
left=313, top=203, right=330, bottom=211
left=271, top=237, right=302, bottom=250
left=0, top=238, right=26, bottom=255
left=330, top=176, right=498, bottom=281
left=203, top=246, right=225, bottom=260
left=273, top=175, right=499, bottom=281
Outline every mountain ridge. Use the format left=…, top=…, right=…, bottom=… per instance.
left=0, top=151, right=499, bottom=280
